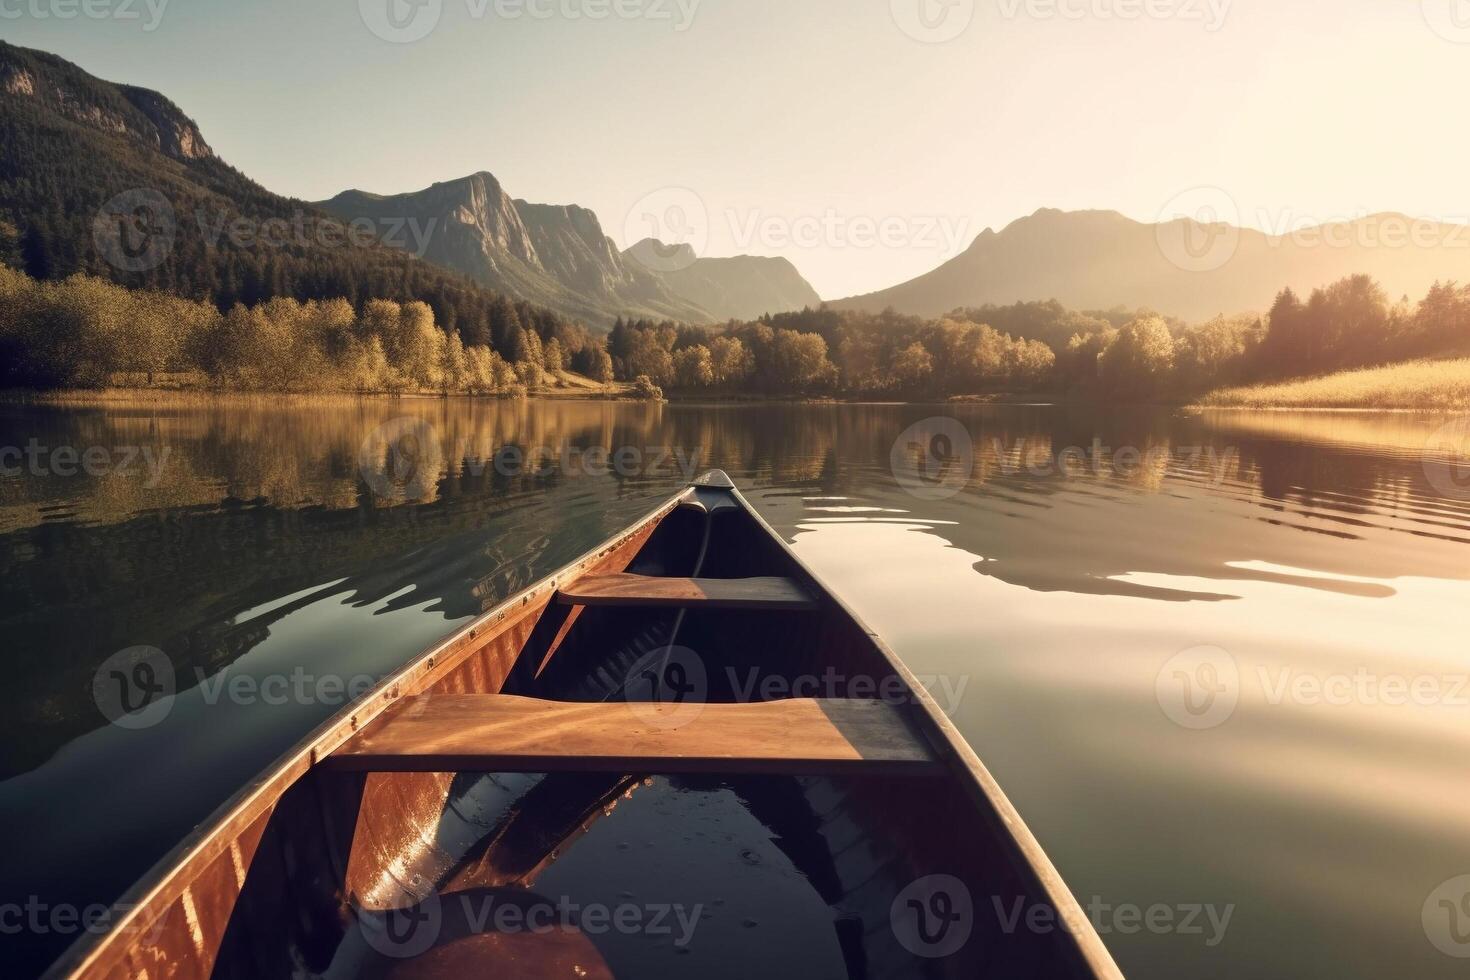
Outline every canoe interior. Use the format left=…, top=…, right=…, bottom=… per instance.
left=51, top=482, right=1110, bottom=980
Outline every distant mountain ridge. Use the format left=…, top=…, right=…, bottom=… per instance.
left=0, top=41, right=821, bottom=334
left=833, top=207, right=1470, bottom=322
left=623, top=238, right=822, bottom=322
left=321, top=173, right=707, bottom=327
left=320, top=176, right=823, bottom=327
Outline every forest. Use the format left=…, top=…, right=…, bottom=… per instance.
left=2, top=255, right=1469, bottom=401
left=603, top=274, right=1470, bottom=399
left=0, top=265, right=610, bottom=394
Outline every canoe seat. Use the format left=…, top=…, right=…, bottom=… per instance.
left=326, top=694, right=942, bottom=776
left=556, top=573, right=817, bottom=611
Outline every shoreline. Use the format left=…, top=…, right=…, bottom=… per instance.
left=0, top=387, right=1065, bottom=409
left=3, top=388, right=1460, bottom=414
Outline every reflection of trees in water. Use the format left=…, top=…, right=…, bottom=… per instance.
left=753, top=405, right=1468, bottom=603
left=0, top=400, right=691, bottom=777
left=3, top=401, right=1467, bottom=776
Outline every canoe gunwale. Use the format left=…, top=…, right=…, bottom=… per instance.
left=45, top=476, right=1123, bottom=980
left=722, top=482, right=1124, bottom=980
left=42, top=491, right=686, bottom=980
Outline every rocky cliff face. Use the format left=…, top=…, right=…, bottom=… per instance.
left=515, top=200, right=649, bottom=296
left=320, top=172, right=715, bottom=327
left=118, top=86, right=214, bottom=161
left=0, top=44, right=213, bottom=163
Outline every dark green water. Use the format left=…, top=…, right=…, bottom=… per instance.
left=2, top=399, right=1468, bottom=978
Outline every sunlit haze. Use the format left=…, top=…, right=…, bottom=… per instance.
left=5, top=0, right=1468, bottom=298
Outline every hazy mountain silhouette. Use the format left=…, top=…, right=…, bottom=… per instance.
left=623, top=238, right=822, bottom=321
left=832, top=208, right=1470, bottom=321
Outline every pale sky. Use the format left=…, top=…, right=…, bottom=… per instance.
left=5, top=0, right=1468, bottom=298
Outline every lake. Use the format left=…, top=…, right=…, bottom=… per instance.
left=1, top=398, right=1467, bottom=978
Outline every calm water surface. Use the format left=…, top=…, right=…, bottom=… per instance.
left=1, top=399, right=1467, bottom=978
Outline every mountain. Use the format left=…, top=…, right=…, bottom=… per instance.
left=319, top=174, right=713, bottom=327
left=622, top=239, right=822, bottom=322
left=0, top=41, right=565, bottom=347
left=832, top=208, right=1470, bottom=322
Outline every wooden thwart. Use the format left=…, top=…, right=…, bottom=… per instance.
left=555, top=574, right=817, bottom=611
left=327, top=695, right=941, bottom=776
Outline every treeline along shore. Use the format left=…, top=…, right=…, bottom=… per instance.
left=2, top=261, right=1469, bottom=406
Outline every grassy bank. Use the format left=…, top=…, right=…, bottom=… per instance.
left=1196, top=359, right=1470, bottom=410
left=1, top=372, right=635, bottom=406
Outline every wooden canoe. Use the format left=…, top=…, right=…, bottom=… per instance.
left=44, top=471, right=1121, bottom=980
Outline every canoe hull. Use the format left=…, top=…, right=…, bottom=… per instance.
left=45, top=477, right=1120, bottom=980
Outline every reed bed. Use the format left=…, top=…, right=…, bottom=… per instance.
left=1197, top=359, right=1470, bottom=410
